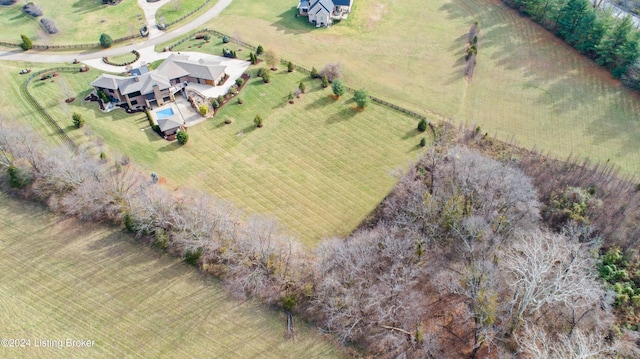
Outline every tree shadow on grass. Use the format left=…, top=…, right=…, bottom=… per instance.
left=271, top=7, right=314, bottom=35
left=237, top=125, right=257, bottom=137
left=159, top=141, right=181, bottom=152
left=143, top=128, right=163, bottom=142
left=305, top=95, right=332, bottom=110
left=326, top=107, right=358, bottom=124
left=403, top=128, right=422, bottom=140
left=9, top=12, right=29, bottom=21
left=71, top=0, right=103, bottom=14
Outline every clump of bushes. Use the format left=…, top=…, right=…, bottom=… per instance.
left=417, top=118, right=428, bottom=132
left=20, top=35, right=32, bottom=51
left=99, top=33, right=113, bottom=48
left=254, top=114, right=263, bottom=128
left=23, top=2, right=43, bottom=17
left=72, top=113, right=84, bottom=128
left=40, top=18, right=58, bottom=34
left=176, top=130, right=189, bottom=144
left=353, top=89, right=369, bottom=109
left=464, top=22, right=479, bottom=79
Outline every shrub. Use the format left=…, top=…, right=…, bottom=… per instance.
left=321, top=75, right=329, bottom=88
left=353, top=89, right=370, bottom=109
left=287, top=61, right=294, bottom=72
left=203, top=34, right=211, bottom=41
left=228, top=85, right=238, bottom=95
left=310, top=67, right=318, bottom=79
left=176, top=131, right=189, bottom=144
left=256, top=44, right=264, bottom=55
left=319, top=62, right=343, bottom=82
left=99, top=33, right=113, bottom=48
left=299, top=81, right=306, bottom=93
left=256, top=67, right=263, bottom=77
left=211, top=99, right=219, bottom=109
left=420, top=137, right=427, bottom=147
left=222, top=35, right=229, bottom=43
left=332, top=79, right=345, bottom=97
left=154, top=229, right=169, bottom=250
left=183, top=247, right=203, bottom=266
left=99, top=152, right=107, bottom=161
left=254, top=114, right=263, bottom=128
left=262, top=69, right=271, bottom=83
left=417, top=119, right=427, bottom=132
left=152, top=124, right=160, bottom=132
left=199, top=104, right=208, bottom=116
left=288, top=91, right=295, bottom=102
left=72, top=113, right=85, bottom=128
left=123, top=213, right=136, bottom=232
left=235, top=78, right=244, bottom=87
left=282, top=294, right=296, bottom=312
left=20, top=34, right=32, bottom=51
left=7, top=165, right=32, bottom=189
left=249, top=52, right=257, bottom=64
left=217, top=95, right=224, bottom=104
left=237, top=97, right=244, bottom=104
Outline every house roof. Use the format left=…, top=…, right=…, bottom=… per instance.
left=91, top=72, right=171, bottom=95
left=92, top=53, right=227, bottom=97
left=309, top=0, right=333, bottom=14
left=298, top=0, right=310, bottom=9
left=157, top=116, right=183, bottom=132
left=119, top=73, right=171, bottom=95
left=157, top=54, right=226, bottom=81
left=333, top=0, right=352, bottom=6
left=90, top=74, right=121, bottom=90
left=130, top=66, right=149, bottom=76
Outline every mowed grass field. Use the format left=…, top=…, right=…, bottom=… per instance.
left=0, top=0, right=143, bottom=45
left=156, top=0, right=218, bottom=27
left=20, top=62, right=427, bottom=245
left=209, top=0, right=640, bottom=176
left=0, top=193, right=343, bottom=358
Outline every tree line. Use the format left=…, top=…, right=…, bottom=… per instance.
left=505, top=0, right=640, bottom=85
left=2, top=118, right=639, bottom=357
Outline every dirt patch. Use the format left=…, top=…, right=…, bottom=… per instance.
left=65, top=98, right=75, bottom=103
left=366, top=3, right=387, bottom=31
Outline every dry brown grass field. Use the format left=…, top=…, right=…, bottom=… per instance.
left=0, top=193, right=344, bottom=358
left=210, top=0, right=640, bottom=176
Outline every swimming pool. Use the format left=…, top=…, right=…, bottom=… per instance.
left=156, top=108, right=175, bottom=119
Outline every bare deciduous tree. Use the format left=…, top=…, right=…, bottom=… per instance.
left=503, top=230, right=603, bottom=334
left=319, top=62, right=343, bottom=82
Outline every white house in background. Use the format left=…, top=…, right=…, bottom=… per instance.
left=298, top=0, right=353, bottom=27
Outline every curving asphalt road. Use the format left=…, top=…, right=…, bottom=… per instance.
left=0, top=0, right=233, bottom=63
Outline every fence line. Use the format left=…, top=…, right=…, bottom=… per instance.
left=167, top=30, right=439, bottom=140
left=1, top=33, right=144, bottom=52
left=160, top=0, right=214, bottom=29
left=23, top=68, right=80, bottom=153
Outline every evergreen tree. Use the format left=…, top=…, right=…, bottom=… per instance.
left=332, top=79, right=346, bottom=97
left=596, top=16, right=640, bottom=77
left=20, top=35, right=32, bottom=51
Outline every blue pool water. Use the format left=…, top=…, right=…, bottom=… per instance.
left=156, top=108, right=175, bottom=119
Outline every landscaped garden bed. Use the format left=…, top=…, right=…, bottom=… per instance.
left=102, top=50, right=141, bottom=66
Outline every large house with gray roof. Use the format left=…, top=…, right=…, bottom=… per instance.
left=91, top=53, right=228, bottom=110
left=298, top=0, right=353, bottom=27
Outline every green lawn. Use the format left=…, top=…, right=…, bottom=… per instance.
left=0, top=0, right=143, bottom=46
left=105, top=50, right=138, bottom=65
left=204, top=0, right=640, bottom=176
left=0, top=193, right=343, bottom=358
left=23, top=62, right=427, bottom=245
left=157, top=0, right=218, bottom=27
